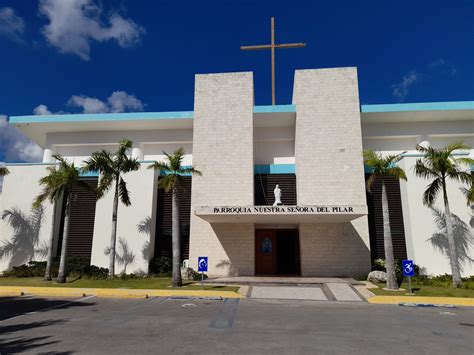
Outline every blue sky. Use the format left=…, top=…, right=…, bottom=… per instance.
left=0, top=0, right=473, bottom=163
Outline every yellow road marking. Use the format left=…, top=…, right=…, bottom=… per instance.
left=0, top=286, right=243, bottom=299
left=368, top=295, right=474, bottom=307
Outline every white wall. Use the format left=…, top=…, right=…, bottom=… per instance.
left=254, top=126, right=295, bottom=165
left=55, top=144, right=118, bottom=165
left=363, top=119, right=474, bottom=277
left=0, top=165, right=54, bottom=272
left=144, top=142, right=193, bottom=165
left=91, top=162, right=158, bottom=274
left=47, top=129, right=193, bottom=165
left=400, top=156, right=473, bottom=277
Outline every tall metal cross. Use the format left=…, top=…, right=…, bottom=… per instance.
left=241, top=17, right=306, bottom=105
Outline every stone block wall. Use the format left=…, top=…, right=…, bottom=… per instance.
left=293, top=68, right=371, bottom=277
left=189, top=72, right=255, bottom=276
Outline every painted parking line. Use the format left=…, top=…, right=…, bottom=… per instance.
left=209, top=298, right=240, bottom=329
left=0, top=295, right=97, bottom=323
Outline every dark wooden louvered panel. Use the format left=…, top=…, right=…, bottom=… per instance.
left=57, top=178, right=98, bottom=257
left=366, top=174, right=407, bottom=261
left=255, top=174, right=297, bottom=205
left=155, top=176, right=192, bottom=261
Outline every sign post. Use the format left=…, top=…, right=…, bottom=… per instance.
left=402, top=260, right=415, bottom=294
left=198, top=257, right=208, bottom=288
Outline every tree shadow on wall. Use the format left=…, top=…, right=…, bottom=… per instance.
left=138, top=216, right=151, bottom=262
left=427, top=207, right=474, bottom=273
left=105, top=237, right=136, bottom=274
left=0, top=206, right=48, bottom=269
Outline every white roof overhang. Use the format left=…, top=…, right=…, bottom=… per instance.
left=195, top=205, right=368, bottom=224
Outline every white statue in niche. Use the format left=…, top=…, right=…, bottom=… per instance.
left=273, top=184, right=282, bottom=206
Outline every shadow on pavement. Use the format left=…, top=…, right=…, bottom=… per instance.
left=0, top=295, right=95, bottom=354
left=0, top=295, right=95, bottom=321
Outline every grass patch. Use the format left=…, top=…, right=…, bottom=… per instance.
left=0, top=277, right=239, bottom=292
left=370, top=281, right=474, bottom=298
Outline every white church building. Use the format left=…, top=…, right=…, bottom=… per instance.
left=0, top=67, right=473, bottom=277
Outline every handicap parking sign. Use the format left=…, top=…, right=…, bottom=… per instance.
left=198, top=257, right=208, bottom=272
left=402, top=260, right=415, bottom=277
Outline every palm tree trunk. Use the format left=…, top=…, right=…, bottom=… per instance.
left=108, top=180, right=119, bottom=279
left=44, top=200, right=57, bottom=281
left=171, top=186, right=182, bottom=287
left=442, top=181, right=462, bottom=287
left=382, top=182, right=398, bottom=290
left=57, top=199, right=70, bottom=283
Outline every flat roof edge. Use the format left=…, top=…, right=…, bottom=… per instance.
left=9, top=111, right=195, bottom=124
left=361, top=101, right=474, bottom=113
left=9, top=105, right=296, bottom=124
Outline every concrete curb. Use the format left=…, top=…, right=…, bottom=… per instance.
left=368, top=295, right=474, bottom=307
left=0, top=286, right=243, bottom=299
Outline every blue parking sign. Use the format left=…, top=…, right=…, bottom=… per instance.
left=198, top=257, right=208, bottom=272
left=402, top=260, right=415, bottom=277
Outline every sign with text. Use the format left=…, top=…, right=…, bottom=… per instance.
left=212, top=206, right=355, bottom=214
left=402, top=260, right=415, bottom=277
left=198, top=257, right=208, bottom=272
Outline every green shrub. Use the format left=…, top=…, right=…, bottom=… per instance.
left=2, top=257, right=106, bottom=279
left=3, top=261, right=48, bottom=277
left=188, top=268, right=208, bottom=281
left=149, top=256, right=172, bottom=276
left=372, top=258, right=421, bottom=286
left=60, top=256, right=91, bottom=276
left=81, top=265, right=109, bottom=280
left=119, top=273, right=143, bottom=280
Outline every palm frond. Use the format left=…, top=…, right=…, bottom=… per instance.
left=2, top=208, right=30, bottom=231
left=414, top=159, right=440, bottom=180
left=385, top=167, right=407, bottom=181
left=158, top=173, right=176, bottom=192
left=148, top=161, right=171, bottom=172
left=118, top=177, right=131, bottom=206
left=137, top=217, right=152, bottom=234
left=0, top=166, right=9, bottom=176
left=366, top=173, right=377, bottom=192
left=121, top=157, right=141, bottom=173
left=444, top=141, right=470, bottom=156
left=117, top=139, right=133, bottom=158
left=179, top=166, right=202, bottom=176
left=0, top=240, right=17, bottom=259
left=82, top=150, right=115, bottom=175
left=423, top=178, right=442, bottom=206
left=96, top=173, right=114, bottom=199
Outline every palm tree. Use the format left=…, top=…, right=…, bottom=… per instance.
left=148, top=148, right=201, bottom=287
left=0, top=166, right=9, bottom=176
left=415, top=141, right=473, bottom=287
left=82, top=139, right=140, bottom=278
left=364, top=150, right=407, bottom=290
left=34, top=155, right=88, bottom=283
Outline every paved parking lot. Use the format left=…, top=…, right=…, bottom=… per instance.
left=0, top=295, right=473, bottom=354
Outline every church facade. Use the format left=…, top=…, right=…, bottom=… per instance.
left=1, top=67, right=473, bottom=277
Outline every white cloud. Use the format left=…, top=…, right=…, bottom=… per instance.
left=33, top=104, right=52, bottom=115
left=39, top=0, right=144, bottom=60
left=68, top=95, right=109, bottom=113
left=107, top=91, right=144, bottom=113
left=392, top=71, right=419, bottom=101
left=0, top=7, right=25, bottom=42
left=68, top=91, right=144, bottom=113
left=429, top=58, right=457, bottom=76
left=0, top=115, right=43, bottom=163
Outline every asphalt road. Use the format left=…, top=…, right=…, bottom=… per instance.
left=0, top=295, right=473, bottom=354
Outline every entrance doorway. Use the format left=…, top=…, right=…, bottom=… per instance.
left=255, top=229, right=300, bottom=275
